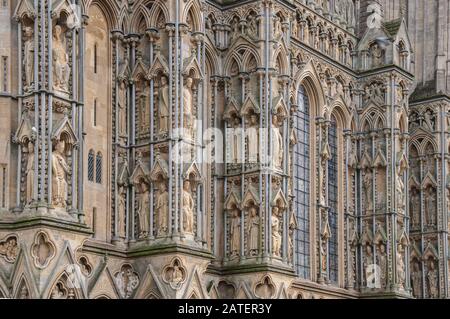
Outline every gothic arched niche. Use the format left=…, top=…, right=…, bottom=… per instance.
left=85, top=3, right=111, bottom=240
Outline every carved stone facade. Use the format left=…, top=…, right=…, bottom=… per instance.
left=0, top=0, right=449, bottom=299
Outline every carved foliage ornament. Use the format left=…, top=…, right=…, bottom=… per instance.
left=0, top=234, right=19, bottom=263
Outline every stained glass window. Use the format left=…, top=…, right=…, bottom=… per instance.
left=88, top=150, right=94, bottom=182
left=96, top=152, right=103, bottom=184
left=328, top=114, right=339, bottom=284
left=294, top=85, right=310, bottom=279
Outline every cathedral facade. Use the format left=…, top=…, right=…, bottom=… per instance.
left=0, top=0, right=448, bottom=299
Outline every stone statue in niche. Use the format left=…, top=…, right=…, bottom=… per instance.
left=247, top=206, right=259, bottom=256
left=247, top=114, right=259, bottom=163
left=205, top=16, right=214, bottom=40
left=156, top=182, right=169, bottom=236
left=271, top=206, right=282, bottom=257
left=139, top=92, right=149, bottom=132
left=396, top=171, right=405, bottom=214
left=376, top=243, right=387, bottom=288
left=23, top=26, right=34, bottom=90
left=410, top=187, right=420, bottom=228
left=229, top=17, right=240, bottom=43
left=230, top=118, right=242, bottom=164
left=172, top=264, right=184, bottom=287
left=396, top=246, right=406, bottom=288
left=370, top=43, right=384, bottom=67
left=25, top=140, right=35, bottom=205
left=137, top=181, right=150, bottom=238
left=246, top=14, right=258, bottom=39
left=345, top=0, right=356, bottom=28
left=427, top=261, right=438, bottom=298
left=411, top=260, right=422, bottom=298
left=182, top=180, right=194, bottom=234
left=117, top=185, right=126, bottom=238
left=272, top=114, right=284, bottom=169
left=157, top=76, right=169, bottom=135
left=291, top=21, right=298, bottom=39
left=423, top=109, right=435, bottom=131
left=118, top=81, right=127, bottom=136
left=363, top=169, right=373, bottom=211
left=425, top=187, right=436, bottom=227
left=335, top=0, right=344, bottom=16
left=362, top=244, right=373, bottom=285
left=52, top=25, right=71, bottom=93
left=229, top=207, right=240, bottom=259
left=52, top=139, right=69, bottom=208
left=183, top=77, right=194, bottom=138
left=273, top=17, right=283, bottom=40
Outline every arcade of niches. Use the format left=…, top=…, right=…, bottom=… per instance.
left=0, top=0, right=449, bottom=299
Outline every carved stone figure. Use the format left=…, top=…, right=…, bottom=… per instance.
left=52, top=25, right=71, bottom=93
left=52, top=140, right=69, bottom=208
left=362, top=244, right=373, bottom=285
left=292, top=21, right=298, bottom=39
left=158, top=76, right=169, bottom=135
left=370, top=43, right=384, bottom=67
left=183, top=77, right=194, bottom=138
left=115, top=266, right=139, bottom=299
left=247, top=114, right=259, bottom=163
left=229, top=17, right=240, bottom=43
left=172, top=264, right=184, bottom=286
left=117, top=185, right=126, bottom=238
left=411, top=261, right=422, bottom=298
left=139, top=92, right=149, bottom=132
left=156, top=183, right=169, bottom=236
left=118, top=81, right=127, bottom=136
left=363, top=169, right=373, bottom=211
left=410, top=187, right=420, bottom=228
left=396, top=247, right=406, bottom=288
left=25, top=140, right=34, bottom=205
left=376, top=243, right=387, bottom=288
left=182, top=180, right=194, bottom=234
left=427, top=261, right=438, bottom=298
left=231, top=118, right=242, bottom=164
left=334, top=0, right=342, bottom=15
left=229, top=207, right=240, bottom=258
left=247, top=206, right=259, bottom=256
left=23, top=26, right=34, bottom=90
left=425, top=187, right=436, bottom=226
left=247, top=14, right=258, bottom=39
left=272, top=114, right=284, bottom=169
left=345, top=0, right=356, bottom=28
left=396, top=171, right=405, bottom=213
left=137, top=181, right=150, bottom=238
left=272, top=206, right=282, bottom=257
left=274, top=17, right=283, bottom=40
